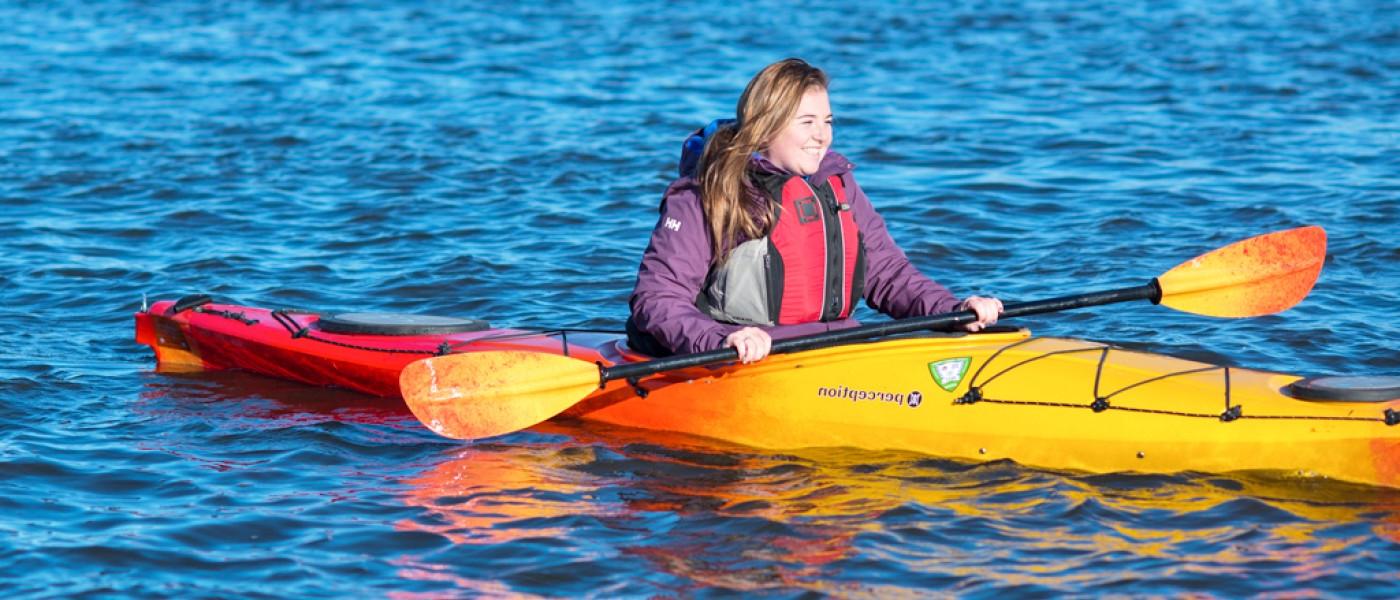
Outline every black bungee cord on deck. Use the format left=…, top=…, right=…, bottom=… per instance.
left=954, top=338, right=1395, bottom=426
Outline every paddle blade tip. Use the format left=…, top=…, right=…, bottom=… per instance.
left=400, top=351, right=602, bottom=440
left=1158, top=225, right=1326, bottom=317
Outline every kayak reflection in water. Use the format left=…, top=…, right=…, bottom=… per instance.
left=627, top=58, right=1002, bottom=363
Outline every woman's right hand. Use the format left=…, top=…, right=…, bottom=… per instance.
left=724, top=327, right=773, bottom=363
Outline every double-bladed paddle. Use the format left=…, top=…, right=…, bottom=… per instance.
left=401, top=225, right=1327, bottom=441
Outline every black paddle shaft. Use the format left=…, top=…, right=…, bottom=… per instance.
left=601, top=280, right=1163, bottom=383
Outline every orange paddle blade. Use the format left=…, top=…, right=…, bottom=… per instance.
left=399, top=351, right=601, bottom=440
left=1157, top=225, right=1326, bottom=317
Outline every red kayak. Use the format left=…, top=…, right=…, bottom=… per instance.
left=134, top=294, right=635, bottom=399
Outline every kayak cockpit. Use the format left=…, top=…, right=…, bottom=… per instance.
left=315, top=312, right=490, bottom=335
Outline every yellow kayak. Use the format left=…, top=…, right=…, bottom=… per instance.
left=566, top=329, right=1400, bottom=488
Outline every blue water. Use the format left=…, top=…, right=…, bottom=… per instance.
left=4, top=0, right=1399, bottom=596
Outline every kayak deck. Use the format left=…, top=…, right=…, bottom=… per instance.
left=574, top=334, right=1399, bottom=488
left=134, top=298, right=626, bottom=398
left=134, top=298, right=1400, bottom=488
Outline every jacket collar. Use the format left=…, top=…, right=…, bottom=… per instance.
left=749, top=150, right=854, bottom=182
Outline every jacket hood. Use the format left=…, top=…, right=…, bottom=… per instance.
left=678, top=119, right=734, bottom=178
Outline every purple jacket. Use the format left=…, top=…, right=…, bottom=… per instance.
left=629, top=137, right=963, bottom=355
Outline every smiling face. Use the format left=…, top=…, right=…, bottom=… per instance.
left=763, top=87, right=832, bottom=177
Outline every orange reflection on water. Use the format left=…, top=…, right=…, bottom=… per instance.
left=393, top=422, right=888, bottom=593
left=397, top=444, right=616, bottom=546
left=394, top=419, right=1400, bottom=595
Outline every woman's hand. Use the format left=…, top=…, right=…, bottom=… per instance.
left=724, top=326, right=773, bottom=363
left=960, top=296, right=1004, bottom=332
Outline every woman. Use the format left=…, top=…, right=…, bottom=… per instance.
left=628, top=58, right=1002, bottom=363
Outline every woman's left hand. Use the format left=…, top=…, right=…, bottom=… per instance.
left=960, top=296, right=1003, bottom=332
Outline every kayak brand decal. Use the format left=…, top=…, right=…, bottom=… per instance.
left=928, top=357, right=971, bottom=392
left=817, top=386, right=924, bottom=409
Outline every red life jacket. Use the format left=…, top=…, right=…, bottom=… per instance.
left=764, top=173, right=864, bottom=324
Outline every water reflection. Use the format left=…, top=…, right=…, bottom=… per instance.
left=395, top=422, right=874, bottom=593
left=394, top=419, right=1400, bottom=595
left=135, top=369, right=413, bottom=430
left=134, top=371, right=1400, bottom=594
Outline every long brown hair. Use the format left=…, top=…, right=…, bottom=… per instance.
left=696, top=58, right=828, bottom=264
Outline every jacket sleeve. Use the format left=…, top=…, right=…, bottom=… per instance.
left=845, top=173, right=964, bottom=318
left=629, top=182, right=743, bottom=354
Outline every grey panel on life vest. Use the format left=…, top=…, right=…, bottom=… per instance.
left=699, top=238, right=774, bottom=326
